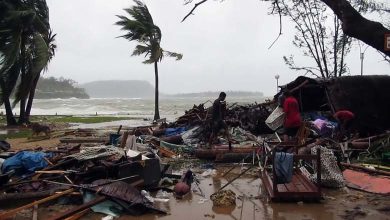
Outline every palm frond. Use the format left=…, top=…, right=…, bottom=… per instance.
left=132, top=44, right=150, bottom=56
left=163, top=50, right=183, bottom=61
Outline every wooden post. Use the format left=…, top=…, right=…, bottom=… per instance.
left=272, top=149, right=277, bottom=196
left=120, top=131, right=129, bottom=148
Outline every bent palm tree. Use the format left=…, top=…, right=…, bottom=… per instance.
left=0, top=0, right=53, bottom=125
left=116, top=0, right=182, bottom=120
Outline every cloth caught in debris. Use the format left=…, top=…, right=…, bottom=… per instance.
left=210, top=190, right=236, bottom=206
left=312, top=119, right=337, bottom=137
left=1, top=151, right=52, bottom=175
left=310, top=146, right=345, bottom=188
left=66, top=146, right=125, bottom=161
left=164, top=127, right=187, bottom=137
left=274, top=152, right=293, bottom=184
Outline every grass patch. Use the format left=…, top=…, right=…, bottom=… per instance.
left=40, top=116, right=135, bottom=124
left=0, top=129, right=32, bottom=140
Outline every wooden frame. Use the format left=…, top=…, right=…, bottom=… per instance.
left=261, top=144, right=322, bottom=202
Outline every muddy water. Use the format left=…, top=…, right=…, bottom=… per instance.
left=112, top=167, right=388, bottom=220
left=6, top=166, right=390, bottom=220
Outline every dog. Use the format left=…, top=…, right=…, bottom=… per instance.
left=28, top=123, right=51, bottom=136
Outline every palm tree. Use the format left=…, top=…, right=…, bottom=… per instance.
left=0, top=0, right=52, bottom=125
left=116, top=0, right=182, bottom=120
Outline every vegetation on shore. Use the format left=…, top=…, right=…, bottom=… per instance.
left=36, top=77, right=89, bottom=99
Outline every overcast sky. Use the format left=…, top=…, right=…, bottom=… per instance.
left=45, top=0, right=389, bottom=96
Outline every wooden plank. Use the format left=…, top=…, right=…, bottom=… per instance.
left=277, top=184, right=288, bottom=192
left=260, top=171, right=274, bottom=198
left=284, top=181, right=299, bottom=192
left=0, top=188, right=75, bottom=219
left=64, top=208, right=90, bottom=220
left=32, top=205, right=38, bottom=220
left=291, top=176, right=309, bottom=192
left=294, top=173, right=317, bottom=192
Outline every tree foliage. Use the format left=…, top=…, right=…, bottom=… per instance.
left=35, top=76, right=89, bottom=99
left=0, top=0, right=55, bottom=125
left=116, top=0, right=182, bottom=120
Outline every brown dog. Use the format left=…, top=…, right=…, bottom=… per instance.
left=29, top=123, right=51, bottom=136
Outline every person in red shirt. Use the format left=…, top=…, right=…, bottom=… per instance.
left=282, top=90, right=302, bottom=141
left=333, top=110, right=355, bottom=139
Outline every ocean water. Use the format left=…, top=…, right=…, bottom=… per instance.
left=24, top=97, right=266, bottom=121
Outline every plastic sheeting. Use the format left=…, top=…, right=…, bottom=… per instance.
left=164, top=127, right=187, bottom=137
left=1, top=151, right=52, bottom=175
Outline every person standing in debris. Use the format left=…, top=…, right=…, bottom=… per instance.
left=333, top=110, right=355, bottom=139
left=209, top=92, right=231, bottom=146
left=282, top=90, right=302, bottom=141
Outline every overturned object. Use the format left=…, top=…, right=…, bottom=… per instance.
left=210, top=190, right=236, bottom=206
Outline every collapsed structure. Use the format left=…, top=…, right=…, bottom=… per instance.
left=277, top=75, right=390, bottom=135
left=0, top=75, right=389, bottom=218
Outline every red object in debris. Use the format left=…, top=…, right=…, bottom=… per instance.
left=334, top=110, right=355, bottom=121
left=343, top=169, right=390, bottom=194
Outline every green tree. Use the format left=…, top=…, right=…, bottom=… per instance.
left=116, top=0, right=182, bottom=120
left=0, top=0, right=54, bottom=125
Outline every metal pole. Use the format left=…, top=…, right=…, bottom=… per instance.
left=360, top=52, right=364, bottom=76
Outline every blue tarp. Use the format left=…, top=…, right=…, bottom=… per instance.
left=1, top=151, right=52, bottom=175
left=164, top=127, right=187, bottom=137
left=274, top=152, right=293, bottom=184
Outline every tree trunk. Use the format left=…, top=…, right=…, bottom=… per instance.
left=25, top=74, right=40, bottom=121
left=18, top=36, right=27, bottom=124
left=321, top=0, right=390, bottom=57
left=154, top=61, right=160, bottom=120
left=3, top=98, right=17, bottom=126
left=0, top=79, right=17, bottom=126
